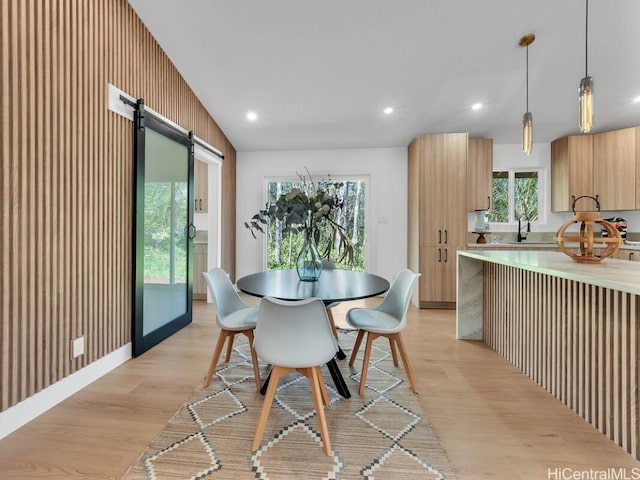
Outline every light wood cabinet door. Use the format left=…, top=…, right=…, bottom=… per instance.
left=419, top=134, right=446, bottom=246
left=637, top=128, right=640, bottom=209
left=442, top=133, right=468, bottom=249
left=419, top=246, right=457, bottom=303
left=419, top=133, right=468, bottom=248
left=467, top=138, right=493, bottom=212
left=193, top=243, right=208, bottom=299
left=550, top=135, right=593, bottom=212
left=419, top=247, right=445, bottom=303
left=593, top=127, right=636, bottom=211
left=194, top=160, right=208, bottom=213
left=616, top=249, right=640, bottom=262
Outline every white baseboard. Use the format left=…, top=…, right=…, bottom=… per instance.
left=0, top=343, right=132, bottom=440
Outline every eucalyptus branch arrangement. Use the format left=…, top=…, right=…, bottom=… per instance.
left=245, top=170, right=354, bottom=263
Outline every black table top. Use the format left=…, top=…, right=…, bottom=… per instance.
left=236, top=269, right=389, bottom=303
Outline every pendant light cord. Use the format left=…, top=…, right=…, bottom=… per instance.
left=585, top=0, right=589, bottom=77
left=526, top=45, right=529, bottom=112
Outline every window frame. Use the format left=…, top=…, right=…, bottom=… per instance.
left=490, top=167, right=545, bottom=226
left=262, top=174, right=370, bottom=271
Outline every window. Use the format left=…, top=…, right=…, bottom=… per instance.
left=489, top=169, right=541, bottom=223
left=264, top=178, right=366, bottom=271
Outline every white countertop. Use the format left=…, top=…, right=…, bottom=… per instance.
left=458, top=250, right=640, bottom=295
left=467, top=242, right=640, bottom=251
left=467, top=242, right=555, bottom=249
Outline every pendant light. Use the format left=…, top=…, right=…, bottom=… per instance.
left=579, top=0, right=593, bottom=133
left=519, top=33, right=535, bottom=155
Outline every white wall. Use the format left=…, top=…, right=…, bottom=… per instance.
left=236, top=147, right=408, bottom=282
left=472, top=142, right=640, bottom=234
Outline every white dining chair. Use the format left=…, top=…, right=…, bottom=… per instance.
left=346, top=269, right=420, bottom=395
left=202, top=268, right=261, bottom=392
left=251, top=297, right=338, bottom=456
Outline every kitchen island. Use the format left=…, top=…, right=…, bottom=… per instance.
left=457, top=250, right=640, bottom=458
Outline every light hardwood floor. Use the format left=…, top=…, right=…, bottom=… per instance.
left=0, top=298, right=638, bottom=479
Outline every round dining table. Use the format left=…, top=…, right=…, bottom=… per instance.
left=237, top=268, right=390, bottom=303
left=236, top=268, right=390, bottom=398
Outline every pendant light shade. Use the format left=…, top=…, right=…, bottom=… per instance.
left=522, top=112, right=533, bottom=155
left=519, top=33, right=535, bottom=155
left=579, top=76, right=594, bottom=132
left=579, top=0, right=593, bottom=132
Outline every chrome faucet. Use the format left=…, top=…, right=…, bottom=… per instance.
left=517, top=218, right=530, bottom=242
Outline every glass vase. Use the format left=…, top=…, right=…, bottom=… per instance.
left=296, top=228, right=323, bottom=282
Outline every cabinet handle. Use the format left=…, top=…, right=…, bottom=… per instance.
left=199, top=199, right=202, bottom=211
left=444, top=248, right=448, bottom=263
left=630, top=252, right=635, bottom=261
left=487, top=196, right=491, bottom=211
left=438, top=230, right=442, bottom=244
left=444, top=230, right=448, bottom=244
left=438, top=248, right=441, bottom=262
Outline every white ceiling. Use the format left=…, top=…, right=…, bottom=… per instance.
left=128, top=0, right=640, bottom=152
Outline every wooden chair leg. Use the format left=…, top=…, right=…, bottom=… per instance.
left=244, top=329, right=262, bottom=392
left=358, top=332, right=377, bottom=396
left=204, top=330, right=231, bottom=387
left=394, top=333, right=418, bottom=394
left=389, top=336, right=399, bottom=367
left=326, top=308, right=339, bottom=340
left=309, top=366, right=332, bottom=456
left=317, top=367, right=329, bottom=406
left=349, top=330, right=365, bottom=366
left=224, top=332, right=235, bottom=362
left=252, top=366, right=291, bottom=451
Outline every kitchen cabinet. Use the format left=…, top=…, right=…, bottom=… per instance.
left=550, top=134, right=593, bottom=212
left=467, top=138, right=493, bottom=212
left=419, top=246, right=457, bottom=302
left=593, top=127, right=636, bottom=211
left=551, top=126, right=638, bottom=212
left=637, top=129, right=640, bottom=209
left=193, top=243, right=208, bottom=300
left=194, top=160, right=208, bottom=213
left=408, top=132, right=468, bottom=307
left=616, top=249, right=640, bottom=262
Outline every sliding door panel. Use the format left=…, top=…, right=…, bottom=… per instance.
left=133, top=103, right=194, bottom=356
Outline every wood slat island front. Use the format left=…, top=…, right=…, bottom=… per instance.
left=457, top=250, right=640, bottom=459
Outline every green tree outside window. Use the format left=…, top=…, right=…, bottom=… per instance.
left=488, top=169, right=540, bottom=224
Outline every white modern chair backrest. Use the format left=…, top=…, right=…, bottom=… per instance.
left=255, top=297, right=338, bottom=368
left=376, top=269, right=420, bottom=328
left=202, top=268, right=247, bottom=325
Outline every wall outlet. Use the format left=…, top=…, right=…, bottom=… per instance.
left=72, top=336, right=85, bottom=358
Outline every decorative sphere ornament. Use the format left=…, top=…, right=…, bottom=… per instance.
left=555, top=196, right=622, bottom=263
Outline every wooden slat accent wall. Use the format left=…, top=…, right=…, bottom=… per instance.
left=483, top=263, right=640, bottom=458
left=0, top=0, right=236, bottom=412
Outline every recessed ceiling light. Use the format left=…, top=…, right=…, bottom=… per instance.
left=471, top=103, right=483, bottom=111
left=634, top=96, right=640, bottom=103
left=383, top=107, right=394, bottom=115
left=246, top=111, right=258, bottom=121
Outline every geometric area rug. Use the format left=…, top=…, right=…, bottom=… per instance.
left=121, top=330, right=458, bottom=480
